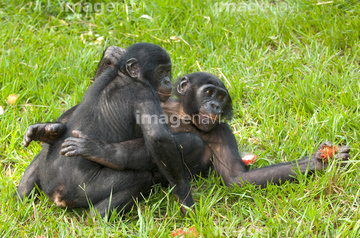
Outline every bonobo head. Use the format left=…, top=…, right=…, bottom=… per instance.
left=116, top=43, right=172, bottom=102
left=174, top=72, right=233, bottom=132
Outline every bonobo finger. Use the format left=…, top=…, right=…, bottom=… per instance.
left=60, top=146, right=77, bottom=156
left=26, top=127, right=34, bottom=136
left=337, top=145, right=350, bottom=154
left=23, top=137, right=30, bottom=147
left=318, top=141, right=333, bottom=150
left=64, top=150, right=80, bottom=157
left=46, top=124, right=64, bottom=135
left=23, top=129, right=34, bottom=147
left=23, top=134, right=31, bottom=146
left=25, top=126, right=35, bottom=137
left=334, top=152, right=350, bottom=161
left=113, top=49, right=124, bottom=57
left=59, top=147, right=70, bottom=155
left=61, top=138, right=84, bottom=147
left=61, top=138, right=77, bottom=148
left=46, top=125, right=55, bottom=133
left=72, top=130, right=86, bottom=138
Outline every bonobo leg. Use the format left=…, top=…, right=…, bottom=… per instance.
left=16, top=153, right=42, bottom=198
left=23, top=123, right=66, bottom=147
left=89, top=171, right=153, bottom=218
left=229, top=142, right=351, bottom=188
left=22, top=46, right=125, bottom=147
left=22, top=105, right=78, bottom=147
left=60, top=130, right=205, bottom=216
left=75, top=168, right=154, bottom=219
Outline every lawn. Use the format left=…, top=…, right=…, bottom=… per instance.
left=1, top=0, right=360, bottom=237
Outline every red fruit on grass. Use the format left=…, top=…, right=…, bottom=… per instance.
left=242, top=154, right=257, bottom=165
left=171, top=226, right=199, bottom=237
left=320, top=145, right=337, bottom=162
left=171, top=228, right=185, bottom=237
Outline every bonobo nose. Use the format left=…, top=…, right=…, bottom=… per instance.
left=163, top=77, right=172, bottom=90
left=164, top=76, right=171, bottom=84
left=211, top=102, right=221, bottom=114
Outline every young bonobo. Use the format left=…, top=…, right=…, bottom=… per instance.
left=58, top=72, right=351, bottom=187
left=17, top=43, right=195, bottom=218
left=21, top=46, right=351, bottom=217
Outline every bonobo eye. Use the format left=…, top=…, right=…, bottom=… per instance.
left=219, top=95, right=224, bottom=101
left=206, top=89, right=212, bottom=96
left=157, top=65, right=171, bottom=79
left=157, top=68, right=164, bottom=75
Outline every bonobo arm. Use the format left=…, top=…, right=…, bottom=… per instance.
left=60, top=130, right=156, bottom=171
left=134, top=97, right=195, bottom=214
left=60, top=130, right=204, bottom=173
left=208, top=124, right=350, bottom=188
left=22, top=105, right=78, bottom=147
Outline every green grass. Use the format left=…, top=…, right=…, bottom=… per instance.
left=1, top=0, right=360, bottom=236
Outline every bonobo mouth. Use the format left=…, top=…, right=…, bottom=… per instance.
left=193, top=113, right=219, bottom=132
left=199, top=112, right=220, bottom=122
left=157, top=91, right=171, bottom=102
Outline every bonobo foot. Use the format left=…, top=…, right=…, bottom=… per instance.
left=310, top=141, right=350, bottom=170
left=23, top=123, right=66, bottom=147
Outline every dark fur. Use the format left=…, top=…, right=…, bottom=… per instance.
left=19, top=46, right=350, bottom=219
left=17, top=43, right=194, bottom=218
left=62, top=72, right=349, bottom=188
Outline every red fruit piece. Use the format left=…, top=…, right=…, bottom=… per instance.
left=242, top=154, right=257, bottom=165
left=171, top=228, right=185, bottom=237
left=171, top=226, right=199, bottom=237
left=320, top=145, right=337, bottom=162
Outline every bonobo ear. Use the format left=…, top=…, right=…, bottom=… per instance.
left=126, top=58, right=140, bottom=78
left=177, top=76, right=190, bottom=95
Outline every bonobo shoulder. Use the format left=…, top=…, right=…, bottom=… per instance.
left=104, top=74, right=152, bottom=94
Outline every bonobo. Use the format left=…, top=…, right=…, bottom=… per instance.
left=21, top=46, right=351, bottom=216
left=22, top=72, right=351, bottom=187
left=16, top=43, right=195, bottom=218
left=60, top=72, right=351, bottom=187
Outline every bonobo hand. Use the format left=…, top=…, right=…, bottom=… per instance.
left=310, top=141, right=350, bottom=171
left=60, top=130, right=104, bottom=158
left=23, top=123, right=65, bottom=147
left=103, top=46, right=125, bottom=66
left=94, top=46, right=126, bottom=79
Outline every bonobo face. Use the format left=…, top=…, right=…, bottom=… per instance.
left=152, top=63, right=172, bottom=102
left=120, top=43, right=173, bottom=102
left=176, top=73, right=232, bottom=132
left=193, top=84, right=229, bottom=132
